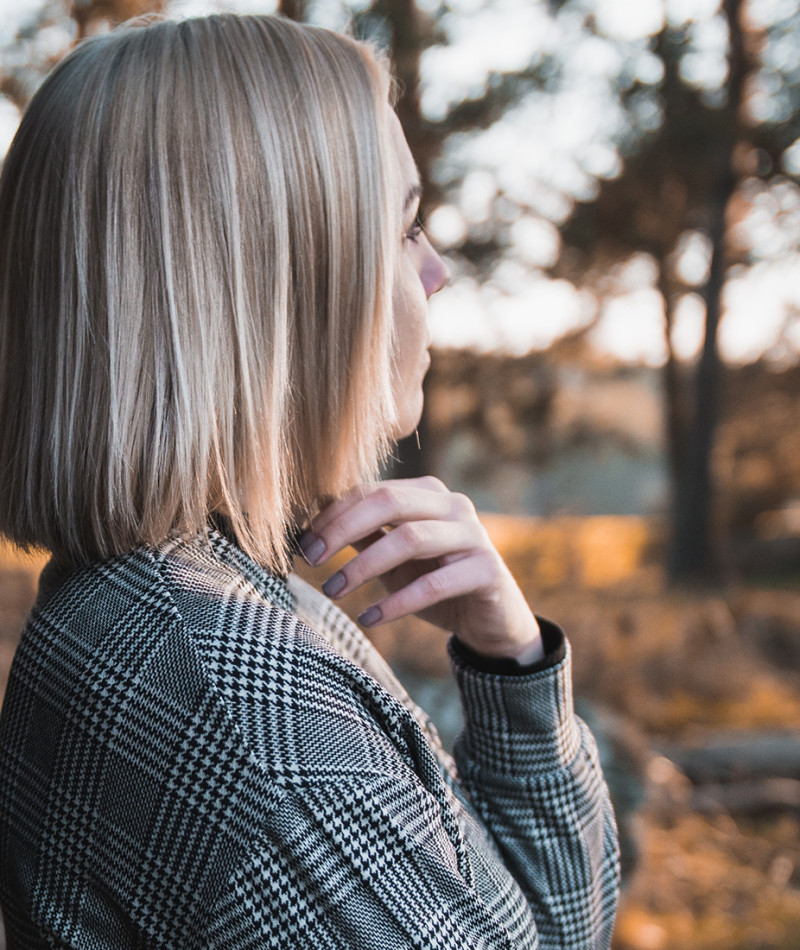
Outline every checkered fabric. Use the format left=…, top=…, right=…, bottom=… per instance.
left=0, top=529, right=618, bottom=949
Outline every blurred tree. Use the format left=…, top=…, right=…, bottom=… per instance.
left=551, top=0, right=752, bottom=581
left=71, top=0, right=166, bottom=39
left=410, top=0, right=800, bottom=583
left=552, top=0, right=800, bottom=581
left=0, top=0, right=166, bottom=112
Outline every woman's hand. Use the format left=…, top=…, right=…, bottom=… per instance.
left=299, top=477, right=544, bottom=664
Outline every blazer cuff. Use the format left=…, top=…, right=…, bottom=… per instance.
left=447, top=626, right=581, bottom=775
left=449, top=617, right=566, bottom=676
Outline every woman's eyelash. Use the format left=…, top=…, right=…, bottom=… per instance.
left=405, top=213, right=424, bottom=242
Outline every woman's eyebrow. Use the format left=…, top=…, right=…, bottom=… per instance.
left=404, top=183, right=423, bottom=214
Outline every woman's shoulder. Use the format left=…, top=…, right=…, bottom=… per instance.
left=22, top=529, right=298, bottom=672
left=157, top=537, right=426, bottom=786
left=0, top=539, right=289, bottom=945
left=9, top=534, right=412, bottom=783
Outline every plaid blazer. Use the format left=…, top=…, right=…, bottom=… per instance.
left=0, top=529, right=618, bottom=949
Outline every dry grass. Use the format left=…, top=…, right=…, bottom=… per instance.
left=615, top=806, right=800, bottom=950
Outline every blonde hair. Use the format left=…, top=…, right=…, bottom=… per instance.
left=0, top=14, right=401, bottom=573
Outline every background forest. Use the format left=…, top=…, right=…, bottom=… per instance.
left=1, top=0, right=800, bottom=947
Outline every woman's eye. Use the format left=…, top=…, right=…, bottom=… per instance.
left=405, top=213, right=424, bottom=243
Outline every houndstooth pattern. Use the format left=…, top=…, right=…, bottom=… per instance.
left=0, top=529, right=618, bottom=949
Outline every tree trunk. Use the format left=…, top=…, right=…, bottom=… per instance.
left=668, top=180, right=731, bottom=581
left=659, top=271, right=689, bottom=496
left=668, top=0, right=746, bottom=582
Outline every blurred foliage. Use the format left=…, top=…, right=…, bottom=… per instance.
left=422, top=0, right=800, bottom=580
left=2, top=0, right=800, bottom=575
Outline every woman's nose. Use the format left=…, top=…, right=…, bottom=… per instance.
left=422, top=248, right=449, bottom=299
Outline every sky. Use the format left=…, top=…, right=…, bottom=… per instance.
left=0, top=0, right=799, bottom=367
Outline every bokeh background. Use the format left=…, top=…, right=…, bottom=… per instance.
left=1, top=0, right=800, bottom=946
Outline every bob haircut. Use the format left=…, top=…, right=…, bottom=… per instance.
left=0, top=14, right=401, bottom=574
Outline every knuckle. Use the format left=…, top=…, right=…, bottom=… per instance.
left=479, top=550, right=503, bottom=581
left=421, top=475, right=446, bottom=492
left=451, top=492, right=476, bottom=516
left=419, top=571, right=447, bottom=601
left=396, top=521, right=426, bottom=550
left=374, top=485, right=398, bottom=518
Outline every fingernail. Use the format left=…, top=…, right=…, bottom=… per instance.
left=322, top=571, right=346, bottom=598
left=299, top=533, right=326, bottom=565
left=358, top=605, right=382, bottom=627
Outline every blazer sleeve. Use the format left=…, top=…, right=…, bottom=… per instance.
left=447, top=633, right=620, bottom=950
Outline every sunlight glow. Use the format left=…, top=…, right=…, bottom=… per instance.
left=460, top=170, right=497, bottom=223
left=673, top=230, right=712, bottom=286
left=510, top=217, right=561, bottom=268
left=722, top=259, right=800, bottom=362
left=590, top=289, right=667, bottom=365
left=0, top=0, right=45, bottom=44
left=420, top=0, right=550, bottom=121
left=594, top=0, right=665, bottom=40
left=666, top=0, right=721, bottom=26
left=427, top=205, right=468, bottom=248
left=679, top=14, right=729, bottom=90
left=428, top=274, right=596, bottom=355
left=671, top=293, right=706, bottom=359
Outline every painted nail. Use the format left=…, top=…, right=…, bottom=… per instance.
left=358, top=605, right=382, bottom=627
left=298, top=533, right=326, bottom=565
left=321, top=571, right=346, bottom=598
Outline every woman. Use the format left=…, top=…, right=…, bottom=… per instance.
left=0, top=13, right=618, bottom=949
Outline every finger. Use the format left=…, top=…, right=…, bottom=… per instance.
left=357, top=555, right=491, bottom=628
left=310, top=476, right=450, bottom=535
left=321, top=520, right=475, bottom=599
left=303, top=483, right=477, bottom=565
